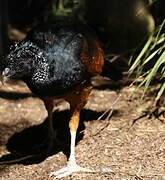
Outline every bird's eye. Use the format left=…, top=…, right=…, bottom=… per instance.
left=4, top=68, right=10, bottom=74
left=2, top=68, right=10, bottom=77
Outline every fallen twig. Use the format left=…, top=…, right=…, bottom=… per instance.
left=85, top=94, right=122, bottom=139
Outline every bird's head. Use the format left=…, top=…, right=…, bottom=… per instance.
left=2, top=40, right=41, bottom=83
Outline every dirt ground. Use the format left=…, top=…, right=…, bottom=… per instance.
left=0, top=76, right=164, bottom=180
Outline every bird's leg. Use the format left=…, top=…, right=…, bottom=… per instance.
left=50, top=108, right=92, bottom=178
left=50, top=83, right=92, bottom=179
left=42, top=98, right=55, bottom=151
left=30, top=98, right=55, bottom=152
left=32, top=98, right=58, bottom=153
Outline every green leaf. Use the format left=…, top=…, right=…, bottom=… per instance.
left=156, top=82, right=165, bottom=100
left=142, top=48, right=160, bottom=66
left=152, top=19, right=165, bottom=49
left=129, top=36, right=153, bottom=72
left=143, top=51, right=165, bottom=94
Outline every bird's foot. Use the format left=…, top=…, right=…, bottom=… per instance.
left=50, top=162, right=92, bottom=179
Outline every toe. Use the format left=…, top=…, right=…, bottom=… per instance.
left=50, top=164, right=92, bottom=179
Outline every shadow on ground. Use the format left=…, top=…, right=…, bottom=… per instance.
left=0, top=108, right=117, bottom=165
left=0, top=79, right=120, bottom=167
left=0, top=90, right=35, bottom=100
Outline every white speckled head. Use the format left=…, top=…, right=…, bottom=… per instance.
left=2, top=40, right=41, bottom=81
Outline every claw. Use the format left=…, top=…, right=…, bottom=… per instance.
left=50, top=162, right=92, bottom=179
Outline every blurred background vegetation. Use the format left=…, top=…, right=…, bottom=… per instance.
left=0, top=0, right=164, bottom=102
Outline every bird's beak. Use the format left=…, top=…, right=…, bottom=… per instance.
left=0, top=76, right=3, bottom=85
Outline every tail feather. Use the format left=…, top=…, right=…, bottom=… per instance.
left=101, top=58, right=123, bottom=81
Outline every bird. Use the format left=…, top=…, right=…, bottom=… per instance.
left=1, top=18, right=121, bottom=178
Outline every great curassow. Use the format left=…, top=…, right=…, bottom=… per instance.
left=2, top=19, right=121, bottom=178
